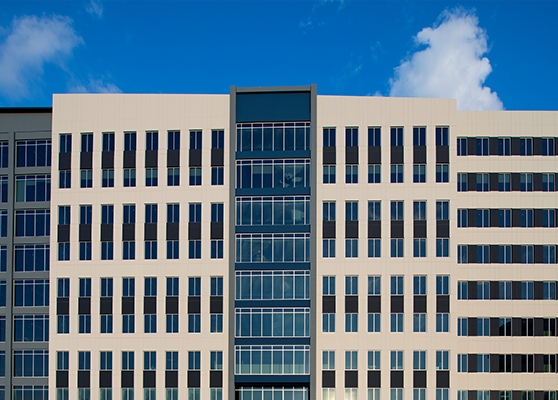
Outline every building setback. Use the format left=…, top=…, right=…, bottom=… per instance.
left=3, top=86, right=558, bottom=400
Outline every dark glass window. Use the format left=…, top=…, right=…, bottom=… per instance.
left=167, top=204, right=179, bottom=223
left=190, top=131, right=202, bottom=150
left=102, top=133, right=115, bottom=152
left=324, top=128, right=336, bottom=147
left=146, top=132, right=158, bottom=151
left=168, top=131, right=180, bottom=150
left=17, top=140, right=52, bottom=167
left=346, top=128, right=358, bottom=147
left=212, top=130, right=224, bottom=149
left=124, top=132, right=136, bottom=151
left=368, top=127, right=381, bottom=146
left=81, top=134, right=93, bottom=152
left=60, top=135, right=72, bottom=153
left=413, top=127, right=425, bottom=146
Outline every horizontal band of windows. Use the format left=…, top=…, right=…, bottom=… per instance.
left=236, top=271, right=310, bottom=301
left=457, top=136, right=558, bottom=156
left=13, top=315, right=49, bottom=342
left=15, top=175, right=51, bottom=202
left=457, top=172, right=556, bottom=192
left=235, top=345, right=310, bottom=375
left=14, top=279, right=49, bottom=307
left=236, top=159, right=311, bottom=189
left=236, top=308, right=310, bottom=338
left=13, top=386, right=48, bottom=400
left=457, top=281, right=557, bottom=300
left=457, top=245, right=557, bottom=264
left=13, top=350, right=49, bottom=377
left=236, top=196, right=310, bottom=227
left=457, top=353, right=557, bottom=373
left=16, top=140, right=52, bottom=168
left=15, top=244, right=50, bottom=272
left=235, top=387, right=308, bottom=399
left=457, top=208, right=557, bottom=228
left=15, top=210, right=50, bottom=237
left=236, top=122, right=311, bottom=152
left=236, top=234, right=310, bottom=263
left=457, top=317, right=556, bottom=337
left=457, top=391, right=556, bottom=400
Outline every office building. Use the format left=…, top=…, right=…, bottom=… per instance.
left=3, top=85, right=558, bottom=400
left=0, top=108, right=52, bottom=400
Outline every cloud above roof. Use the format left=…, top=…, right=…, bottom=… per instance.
left=0, top=15, right=82, bottom=101
left=389, top=8, right=504, bottom=111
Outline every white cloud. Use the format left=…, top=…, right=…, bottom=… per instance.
left=86, top=0, right=104, bottom=19
left=0, top=15, right=82, bottom=99
left=389, top=8, right=503, bottom=111
left=69, top=77, right=121, bottom=94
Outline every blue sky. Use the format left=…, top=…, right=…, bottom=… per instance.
left=0, top=1, right=557, bottom=110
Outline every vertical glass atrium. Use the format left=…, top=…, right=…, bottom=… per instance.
left=232, top=87, right=316, bottom=400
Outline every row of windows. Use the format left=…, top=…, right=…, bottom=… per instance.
left=457, top=173, right=556, bottom=192
left=57, top=277, right=223, bottom=298
left=16, top=140, right=51, bottom=168
left=235, top=345, right=310, bottom=375
left=457, top=317, right=557, bottom=337
left=321, top=276, right=449, bottom=296
left=457, top=137, right=558, bottom=156
left=236, top=159, right=310, bottom=189
left=236, top=196, right=311, bottom=226
left=457, top=245, right=558, bottom=264
left=235, top=308, right=310, bottom=338
left=325, top=390, right=558, bottom=400
left=321, top=350, right=448, bottom=371
left=63, top=166, right=225, bottom=189
left=322, top=126, right=449, bottom=147
left=61, top=130, right=224, bottom=153
left=15, top=174, right=50, bottom=202
left=236, top=271, right=310, bottom=300
left=59, top=203, right=222, bottom=225
left=13, top=315, right=49, bottom=342
left=14, top=209, right=49, bottom=237
left=237, top=122, right=311, bottom=152
left=322, top=312, right=449, bottom=334
left=0, top=244, right=50, bottom=272
left=323, top=238, right=450, bottom=258
left=60, top=313, right=223, bottom=335
left=13, top=350, right=48, bottom=377
left=240, top=388, right=307, bottom=400
left=457, top=281, right=557, bottom=300
left=458, top=208, right=558, bottom=228
left=57, top=388, right=221, bottom=400
left=13, top=279, right=49, bottom=307
left=61, top=239, right=225, bottom=261
left=57, top=350, right=223, bottom=371
left=323, top=201, right=449, bottom=222
left=457, top=354, right=558, bottom=373
left=235, top=234, right=310, bottom=263
left=323, top=164, right=450, bottom=184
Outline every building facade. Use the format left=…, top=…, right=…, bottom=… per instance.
left=0, top=108, right=52, bottom=400
left=0, top=87, right=555, bottom=400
